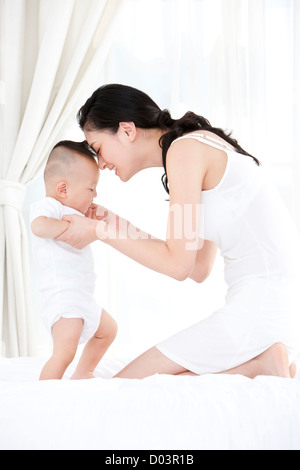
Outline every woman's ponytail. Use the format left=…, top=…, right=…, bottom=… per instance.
left=157, top=109, right=175, bottom=129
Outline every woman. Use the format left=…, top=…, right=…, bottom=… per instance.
left=58, top=84, right=299, bottom=379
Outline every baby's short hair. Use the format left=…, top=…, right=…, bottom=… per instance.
left=44, top=140, right=97, bottom=185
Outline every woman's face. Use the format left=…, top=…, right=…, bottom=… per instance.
left=84, top=125, right=139, bottom=182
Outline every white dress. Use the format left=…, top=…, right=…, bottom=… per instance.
left=156, top=133, right=300, bottom=374
left=30, top=197, right=102, bottom=344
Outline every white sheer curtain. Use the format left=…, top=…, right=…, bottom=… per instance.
left=0, top=0, right=122, bottom=357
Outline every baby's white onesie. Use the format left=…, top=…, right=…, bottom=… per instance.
left=30, top=197, right=102, bottom=344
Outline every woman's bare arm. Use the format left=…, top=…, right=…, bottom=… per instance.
left=56, top=139, right=208, bottom=280
left=188, top=240, right=218, bottom=283
left=96, top=138, right=207, bottom=280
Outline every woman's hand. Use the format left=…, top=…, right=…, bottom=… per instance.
left=56, top=204, right=118, bottom=249
left=55, top=215, right=99, bottom=249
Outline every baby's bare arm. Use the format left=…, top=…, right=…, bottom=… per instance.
left=31, top=216, right=70, bottom=239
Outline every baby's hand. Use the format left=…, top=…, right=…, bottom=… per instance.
left=85, top=204, right=109, bottom=221
left=85, top=203, right=98, bottom=219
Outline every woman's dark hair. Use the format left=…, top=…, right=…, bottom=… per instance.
left=77, top=84, right=260, bottom=194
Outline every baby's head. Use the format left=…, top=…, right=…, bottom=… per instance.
left=44, top=140, right=99, bottom=214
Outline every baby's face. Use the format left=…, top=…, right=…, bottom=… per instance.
left=66, top=157, right=99, bottom=214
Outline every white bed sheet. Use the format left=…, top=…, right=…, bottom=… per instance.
left=0, top=355, right=300, bottom=450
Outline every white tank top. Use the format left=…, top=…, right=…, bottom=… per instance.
left=172, top=133, right=300, bottom=289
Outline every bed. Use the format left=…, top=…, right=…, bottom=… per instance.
left=1, top=354, right=300, bottom=450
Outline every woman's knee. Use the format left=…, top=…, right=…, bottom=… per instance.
left=114, top=346, right=187, bottom=379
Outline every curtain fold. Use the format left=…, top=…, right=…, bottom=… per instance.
left=0, top=0, right=122, bottom=357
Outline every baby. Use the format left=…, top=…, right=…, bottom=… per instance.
left=30, top=140, right=117, bottom=380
